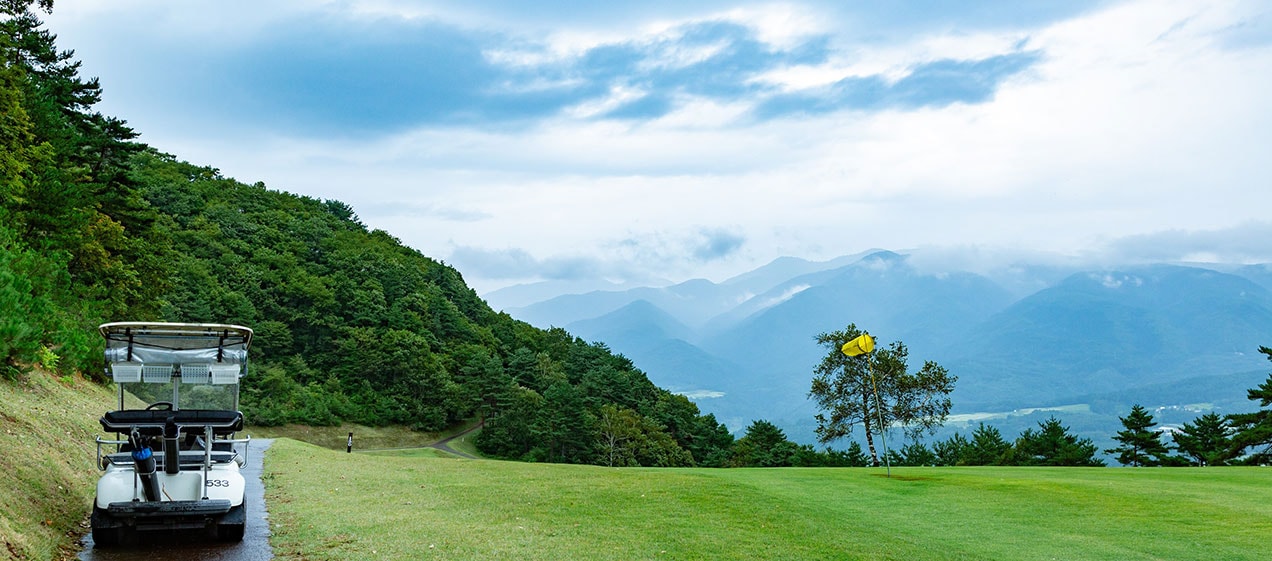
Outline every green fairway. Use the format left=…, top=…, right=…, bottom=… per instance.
left=264, top=438, right=1271, bottom=561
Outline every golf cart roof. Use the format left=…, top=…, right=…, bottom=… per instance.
left=99, top=322, right=252, bottom=366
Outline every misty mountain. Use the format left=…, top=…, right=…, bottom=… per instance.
left=688, top=251, right=1017, bottom=428
left=564, top=300, right=760, bottom=427
left=946, top=265, right=1272, bottom=410
left=1232, top=263, right=1272, bottom=293
left=484, top=278, right=655, bottom=311
left=507, top=253, right=871, bottom=329
left=567, top=299, right=695, bottom=345
left=497, top=252, right=1272, bottom=442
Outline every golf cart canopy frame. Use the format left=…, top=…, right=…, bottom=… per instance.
left=100, top=322, right=252, bottom=365
left=99, top=322, right=253, bottom=411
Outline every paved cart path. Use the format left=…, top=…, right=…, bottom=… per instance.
left=352, top=421, right=484, bottom=458
left=79, top=438, right=274, bottom=561
left=429, top=421, right=482, bottom=459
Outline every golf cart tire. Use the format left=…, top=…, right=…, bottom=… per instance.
left=217, top=504, right=246, bottom=542
left=89, top=505, right=122, bottom=547
left=91, top=526, right=120, bottom=547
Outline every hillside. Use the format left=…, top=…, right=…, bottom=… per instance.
left=0, top=371, right=116, bottom=561
left=0, top=5, right=731, bottom=468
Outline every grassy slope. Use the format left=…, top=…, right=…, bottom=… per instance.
left=247, top=417, right=483, bottom=453
left=266, top=438, right=1272, bottom=561
left=0, top=372, right=116, bottom=561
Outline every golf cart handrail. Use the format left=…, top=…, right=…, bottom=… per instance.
left=95, top=435, right=252, bottom=472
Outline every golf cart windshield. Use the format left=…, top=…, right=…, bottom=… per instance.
left=99, top=322, right=252, bottom=411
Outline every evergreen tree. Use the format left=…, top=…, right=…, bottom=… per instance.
left=1172, top=412, right=1234, bottom=466
left=963, top=423, right=1013, bottom=466
left=687, top=413, right=734, bottom=467
left=2, top=3, right=162, bottom=322
left=1106, top=404, right=1171, bottom=467
left=1, top=0, right=169, bottom=375
left=891, top=441, right=937, bottom=466
left=731, top=419, right=799, bottom=467
left=839, top=441, right=870, bottom=467
left=1227, top=346, right=1272, bottom=464
left=1014, top=417, right=1104, bottom=467
left=474, top=386, right=543, bottom=460
left=533, top=381, right=593, bottom=463
left=932, top=433, right=969, bottom=466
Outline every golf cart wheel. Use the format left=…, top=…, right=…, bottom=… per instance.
left=91, top=525, right=121, bottom=547
left=216, top=504, right=246, bottom=542
left=217, top=522, right=245, bottom=542
left=90, top=504, right=120, bottom=547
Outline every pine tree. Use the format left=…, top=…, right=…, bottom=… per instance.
left=1014, top=417, right=1105, bottom=467
left=964, top=422, right=1012, bottom=465
left=893, top=441, right=937, bottom=466
left=1106, top=404, right=1171, bottom=467
left=932, top=432, right=969, bottom=466
left=837, top=441, right=870, bottom=467
left=1172, top=412, right=1233, bottom=466
left=731, top=419, right=799, bottom=467
left=1227, top=347, right=1272, bottom=464
left=1, top=0, right=169, bottom=374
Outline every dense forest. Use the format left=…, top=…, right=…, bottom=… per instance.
left=0, top=2, right=742, bottom=466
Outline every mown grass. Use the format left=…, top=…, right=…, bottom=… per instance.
left=264, top=438, right=1272, bottom=561
left=0, top=371, right=118, bottom=561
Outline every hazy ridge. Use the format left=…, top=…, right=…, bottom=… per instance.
left=494, top=251, right=1272, bottom=448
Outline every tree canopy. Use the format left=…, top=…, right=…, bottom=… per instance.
left=1106, top=404, right=1171, bottom=467
left=1226, top=346, right=1272, bottom=464
left=810, top=324, right=955, bottom=466
left=1013, top=417, right=1104, bottom=467
left=1172, top=412, right=1233, bottom=467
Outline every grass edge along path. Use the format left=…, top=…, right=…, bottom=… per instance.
left=247, top=417, right=484, bottom=455
left=263, top=438, right=1272, bottom=561
left=0, top=371, right=115, bottom=561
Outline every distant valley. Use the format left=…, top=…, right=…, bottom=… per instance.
left=487, top=251, right=1272, bottom=449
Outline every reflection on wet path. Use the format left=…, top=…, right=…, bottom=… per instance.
left=79, top=439, right=274, bottom=561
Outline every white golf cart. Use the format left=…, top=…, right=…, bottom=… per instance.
left=91, top=322, right=253, bottom=545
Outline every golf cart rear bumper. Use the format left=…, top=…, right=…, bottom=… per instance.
left=107, top=499, right=232, bottom=517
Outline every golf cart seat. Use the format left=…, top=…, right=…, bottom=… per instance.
left=100, top=409, right=244, bottom=436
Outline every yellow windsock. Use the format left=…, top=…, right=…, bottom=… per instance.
left=841, top=333, right=875, bottom=356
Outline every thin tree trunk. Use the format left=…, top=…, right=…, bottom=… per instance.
left=862, top=390, right=878, bottom=466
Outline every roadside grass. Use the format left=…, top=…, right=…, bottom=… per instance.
left=362, top=447, right=455, bottom=459
left=0, top=371, right=116, bottom=561
left=247, top=417, right=483, bottom=453
left=265, top=438, right=1272, bottom=561
left=439, top=423, right=483, bottom=458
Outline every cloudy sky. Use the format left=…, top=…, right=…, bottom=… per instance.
left=43, top=0, right=1272, bottom=294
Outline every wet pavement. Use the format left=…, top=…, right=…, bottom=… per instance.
left=78, top=439, right=274, bottom=561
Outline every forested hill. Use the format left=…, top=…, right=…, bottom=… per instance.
left=0, top=3, right=733, bottom=467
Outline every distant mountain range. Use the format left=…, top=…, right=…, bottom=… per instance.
left=487, top=252, right=1272, bottom=446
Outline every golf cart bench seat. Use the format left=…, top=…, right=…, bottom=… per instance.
left=100, top=409, right=244, bottom=435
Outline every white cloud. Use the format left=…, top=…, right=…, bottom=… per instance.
left=716, top=3, right=832, bottom=49
left=40, top=0, right=1272, bottom=294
